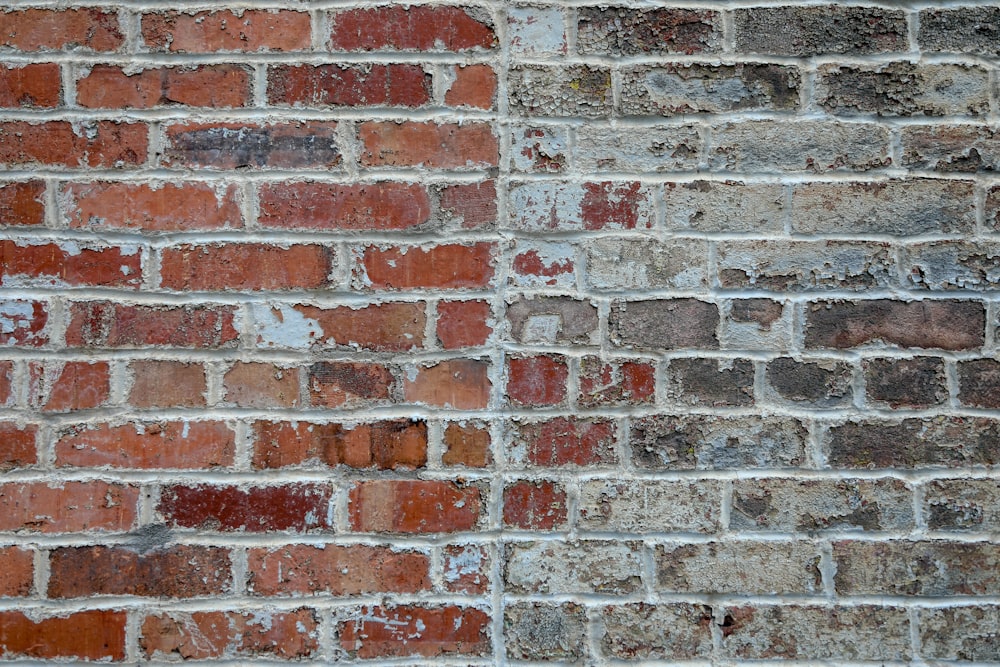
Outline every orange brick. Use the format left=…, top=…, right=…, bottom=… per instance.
left=404, top=359, right=491, bottom=409
left=0, top=481, right=137, bottom=532
left=55, top=421, right=234, bottom=469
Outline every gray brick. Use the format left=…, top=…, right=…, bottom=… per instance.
left=664, top=181, right=784, bottom=233
left=575, top=125, right=701, bottom=173
left=734, top=6, right=907, bottom=56
left=504, top=540, right=642, bottom=594
left=506, top=296, right=599, bottom=345
left=919, top=8, right=1000, bottom=56
left=508, top=180, right=655, bottom=231
left=504, top=603, right=587, bottom=662
left=601, top=604, right=713, bottom=660
left=510, top=65, right=611, bottom=117
left=825, top=418, right=1000, bottom=469
left=578, top=480, right=721, bottom=534
left=717, top=241, right=894, bottom=291
left=864, top=356, right=947, bottom=408
left=610, top=299, right=719, bottom=350
left=920, top=606, right=1000, bottom=660
left=510, top=126, right=568, bottom=173
left=924, top=479, right=1000, bottom=531
left=817, top=63, right=990, bottom=116
left=578, top=7, right=721, bottom=56
left=721, top=299, right=793, bottom=351
left=664, top=357, right=755, bottom=407
left=764, top=357, right=853, bottom=408
left=655, top=541, right=822, bottom=594
left=902, top=125, right=1000, bottom=172
left=586, top=238, right=708, bottom=291
left=905, top=242, right=1000, bottom=291
left=834, top=540, right=1000, bottom=595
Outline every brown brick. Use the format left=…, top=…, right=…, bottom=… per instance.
left=437, top=300, right=492, bottom=349
left=223, top=362, right=300, bottom=408
left=805, top=300, right=985, bottom=350
left=129, top=360, right=207, bottom=408
left=443, top=422, right=491, bottom=467
left=268, top=64, right=430, bottom=107
left=503, top=480, right=567, bottom=529
left=445, top=64, right=496, bottom=109
left=359, top=243, right=495, bottom=290
left=359, top=121, right=497, bottom=168
left=864, top=356, right=947, bottom=408
left=0, top=546, right=33, bottom=596
left=404, top=359, right=491, bottom=409
left=252, top=420, right=427, bottom=470
left=160, top=243, right=333, bottom=291
left=834, top=540, right=1000, bottom=595
left=258, top=182, right=430, bottom=231
left=159, top=484, right=332, bottom=532
left=307, top=361, right=394, bottom=408
left=958, top=359, right=1000, bottom=409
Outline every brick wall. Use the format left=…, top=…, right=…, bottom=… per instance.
left=0, top=1, right=998, bottom=663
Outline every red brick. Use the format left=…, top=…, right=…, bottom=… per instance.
left=259, top=182, right=430, bottom=231
left=0, top=300, right=48, bottom=346
left=0, top=63, right=60, bottom=107
left=330, top=6, right=496, bottom=51
left=64, top=181, right=242, bottom=231
left=349, top=480, right=481, bottom=533
left=0, top=423, right=37, bottom=470
left=28, top=360, right=110, bottom=411
left=508, top=355, right=569, bottom=406
left=806, top=300, right=985, bottom=350
left=0, top=546, right=32, bottom=596
left=163, top=121, right=340, bottom=169
left=252, top=420, right=427, bottom=470
left=445, top=64, right=497, bottom=108
left=141, top=609, right=318, bottom=660
left=504, top=480, right=568, bottom=529
left=223, top=362, right=300, bottom=408
left=0, top=360, right=10, bottom=407
left=142, top=10, right=311, bottom=52
left=0, top=9, right=123, bottom=52
left=0, top=121, right=146, bottom=167
left=55, top=421, right=234, bottom=469
left=438, top=181, right=497, bottom=228
left=511, top=418, right=618, bottom=467
left=307, top=361, right=394, bottom=408
left=579, top=356, right=656, bottom=406
left=339, top=605, right=490, bottom=658
left=247, top=544, right=430, bottom=595
left=404, top=359, right=491, bottom=409
left=160, top=243, right=333, bottom=291
left=360, top=243, right=495, bottom=290
left=67, top=302, right=238, bottom=348
left=0, top=610, right=126, bottom=661
left=48, top=545, right=230, bottom=598
left=443, top=422, right=491, bottom=467
left=437, top=300, right=492, bottom=348
left=0, top=240, right=141, bottom=288
left=77, top=64, right=251, bottom=108
left=360, top=121, right=497, bottom=168
left=512, top=244, right=575, bottom=287
left=0, top=481, right=137, bottom=532
left=159, top=484, right=333, bottom=532
left=0, top=181, right=45, bottom=226
left=129, top=360, right=207, bottom=408
left=444, top=544, right=490, bottom=593
left=268, top=64, right=431, bottom=107
left=277, top=303, right=425, bottom=351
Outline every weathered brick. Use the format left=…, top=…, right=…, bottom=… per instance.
left=0, top=481, right=137, bottom=533
left=919, top=8, right=1000, bottom=56
left=905, top=241, right=1000, bottom=291
left=791, top=179, right=975, bottom=235
left=358, top=243, right=495, bottom=290
left=329, top=6, right=495, bottom=51
left=403, top=359, right=491, bottom=409
left=587, top=238, right=708, bottom=290
left=268, top=64, right=430, bottom=107
left=579, top=480, right=721, bottom=533
left=307, top=361, right=394, bottom=408
left=621, top=63, right=800, bottom=115
left=0, top=120, right=146, bottom=167
left=826, top=418, right=1000, bottom=468
left=0, top=423, right=37, bottom=470
left=252, top=420, right=426, bottom=470
left=0, top=63, right=60, bottom=108
left=656, top=541, right=821, bottom=594
left=504, top=540, right=641, bottom=594
left=610, top=299, right=719, bottom=350
left=128, top=360, right=207, bottom=408
left=223, top=362, right=299, bottom=408
left=445, top=64, right=496, bottom=109
left=141, top=609, right=319, bottom=660
left=578, top=356, right=655, bottom=407
left=631, top=415, right=807, bottom=470
left=506, top=603, right=587, bottom=661
left=0, top=240, right=141, bottom=288
left=443, top=422, right=491, bottom=467
left=0, top=546, right=32, bottom=596
left=665, top=357, right=754, bottom=407
left=764, top=357, right=853, bottom=407
left=578, top=7, right=720, bottom=55
left=664, top=181, right=784, bottom=233
left=817, top=63, right=989, bottom=116
left=511, top=126, right=568, bottom=173
left=711, top=120, right=891, bottom=172
left=731, top=478, right=913, bottom=531
left=509, top=181, right=655, bottom=231
left=247, top=544, right=430, bottom=596
left=921, top=606, right=1000, bottom=661
left=903, top=125, right=1000, bottom=172
left=49, top=545, right=231, bottom=598
left=28, top=360, right=110, bottom=411
left=509, top=65, right=611, bottom=117
left=864, top=356, right=947, bottom=408
left=734, top=6, right=907, bottom=55
left=161, top=243, right=333, bottom=291
left=722, top=299, right=792, bottom=350
left=602, top=603, right=713, bottom=660
left=142, top=10, right=311, bottom=52
left=67, top=302, right=238, bottom=348
left=508, top=418, right=617, bottom=467
left=338, top=605, right=490, bottom=658
left=56, top=421, right=233, bottom=469
left=575, top=125, right=702, bottom=173
left=834, top=540, right=1000, bottom=595
left=507, top=296, right=599, bottom=345
left=254, top=302, right=424, bottom=352
left=0, top=9, right=123, bottom=51
left=924, top=479, right=1000, bottom=531
left=65, top=181, right=242, bottom=231
left=443, top=543, right=489, bottom=593
left=163, top=122, right=340, bottom=169
left=507, top=355, right=568, bottom=406
left=259, top=182, right=428, bottom=232
left=349, top=480, right=481, bottom=533
left=958, top=359, right=1000, bottom=409
left=503, top=480, right=567, bottom=530
left=359, top=121, right=497, bottom=168
left=437, top=300, right=491, bottom=349
left=436, top=181, right=497, bottom=228
left=159, top=484, right=332, bottom=532
left=0, top=361, right=10, bottom=407
left=721, top=605, right=910, bottom=660
left=0, top=181, right=45, bottom=226
left=0, top=610, right=126, bottom=661
left=77, top=64, right=251, bottom=108
left=508, top=6, right=566, bottom=57
left=805, top=300, right=985, bottom=350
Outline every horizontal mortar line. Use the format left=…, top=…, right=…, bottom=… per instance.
left=513, top=51, right=1000, bottom=68
left=503, top=110, right=1000, bottom=127
left=0, top=345, right=502, bottom=362
left=0, top=169, right=498, bottom=183
left=0, top=50, right=502, bottom=65
left=0, top=286, right=505, bottom=301
left=0, top=230, right=507, bottom=245
left=500, top=230, right=989, bottom=243
left=506, top=170, right=995, bottom=183
left=0, top=0, right=976, bottom=9
left=0, top=107, right=499, bottom=122
left=504, top=591, right=1000, bottom=606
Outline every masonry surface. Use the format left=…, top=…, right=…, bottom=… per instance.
left=0, top=0, right=998, bottom=664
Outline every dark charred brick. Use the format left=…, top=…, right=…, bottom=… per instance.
left=919, top=8, right=1000, bottom=56
left=734, top=6, right=907, bottom=56
left=577, top=7, right=720, bottom=56
left=826, top=418, right=1000, bottom=469
left=765, top=357, right=853, bottom=407
left=805, top=300, right=985, bottom=350
left=958, top=359, right=1000, bottom=409
left=158, top=484, right=333, bottom=532
left=834, top=540, right=1000, bottom=595
left=665, top=357, right=754, bottom=407
left=817, top=63, right=989, bottom=116
left=864, top=357, right=947, bottom=408
left=163, top=122, right=341, bottom=169
left=610, top=299, right=719, bottom=350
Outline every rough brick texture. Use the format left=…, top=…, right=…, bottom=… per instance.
left=3, top=1, right=994, bottom=664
